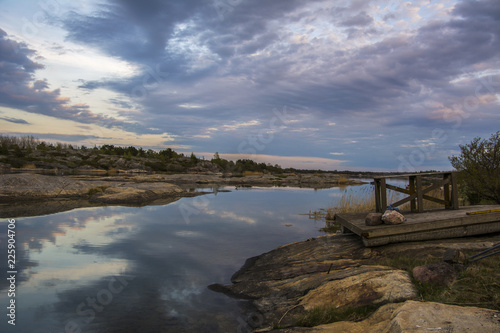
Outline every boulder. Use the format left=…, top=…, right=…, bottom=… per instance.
left=443, top=249, right=467, bottom=265
left=412, top=261, right=456, bottom=286
left=211, top=235, right=417, bottom=328
left=299, top=267, right=417, bottom=310
left=382, top=210, right=405, bottom=225
left=271, top=301, right=500, bottom=332
left=365, top=212, right=383, bottom=226
left=388, top=301, right=500, bottom=333
left=90, top=183, right=184, bottom=204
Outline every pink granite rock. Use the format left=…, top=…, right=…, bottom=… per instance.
left=382, top=210, right=405, bottom=225
left=365, top=212, right=383, bottom=226
left=412, top=262, right=457, bottom=286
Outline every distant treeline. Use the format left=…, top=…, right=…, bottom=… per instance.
left=0, top=135, right=442, bottom=175
left=0, top=135, right=284, bottom=173
left=0, top=135, right=446, bottom=178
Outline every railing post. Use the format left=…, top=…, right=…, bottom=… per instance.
left=375, top=178, right=382, bottom=213
left=444, top=173, right=451, bottom=209
left=416, top=175, right=423, bottom=213
left=409, top=176, right=416, bottom=212
left=380, top=178, right=387, bottom=211
left=451, top=172, right=459, bottom=209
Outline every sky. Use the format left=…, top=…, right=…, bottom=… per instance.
left=0, top=0, right=499, bottom=171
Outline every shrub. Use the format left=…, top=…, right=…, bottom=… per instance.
left=22, top=163, right=36, bottom=169
left=87, top=185, right=109, bottom=195
left=449, top=131, right=500, bottom=204
left=295, top=304, right=378, bottom=327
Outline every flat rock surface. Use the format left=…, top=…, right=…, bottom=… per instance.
left=0, top=173, right=197, bottom=217
left=159, top=173, right=366, bottom=187
left=210, top=234, right=417, bottom=328
left=212, top=232, right=500, bottom=331
left=272, top=301, right=500, bottom=332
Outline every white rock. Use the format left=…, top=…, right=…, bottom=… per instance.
left=382, top=210, right=405, bottom=225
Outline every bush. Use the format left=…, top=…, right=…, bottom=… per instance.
left=0, top=143, right=8, bottom=155
left=88, top=186, right=109, bottom=195
left=449, top=132, right=500, bottom=204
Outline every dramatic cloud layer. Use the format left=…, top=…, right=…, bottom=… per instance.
left=0, top=0, right=499, bottom=170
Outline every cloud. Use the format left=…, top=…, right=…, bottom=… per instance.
left=2, top=0, right=500, bottom=170
left=63, top=0, right=211, bottom=64
left=214, top=153, right=348, bottom=170
left=0, top=116, right=30, bottom=124
left=0, top=28, right=159, bottom=134
left=340, top=11, right=374, bottom=27
left=32, top=0, right=500, bottom=127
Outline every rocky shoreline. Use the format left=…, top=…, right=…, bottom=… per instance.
left=0, top=173, right=195, bottom=217
left=210, top=233, right=500, bottom=332
left=0, top=172, right=365, bottom=217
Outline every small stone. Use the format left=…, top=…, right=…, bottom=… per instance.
left=365, top=212, right=383, bottom=226
left=443, top=249, right=467, bottom=265
left=412, top=262, right=456, bottom=286
left=382, top=210, right=405, bottom=225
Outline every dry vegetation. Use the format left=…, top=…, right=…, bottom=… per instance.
left=375, top=250, right=500, bottom=312
left=323, top=184, right=448, bottom=220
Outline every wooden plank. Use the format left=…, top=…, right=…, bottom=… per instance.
left=335, top=214, right=365, bottom=236
left=389, top=193, right=446, bottom=207
left=335, top=205, right=500, bottom=240
left=362, top=221, right=500, bottom=247
left=390, top=195, right=416, bottom=209
left=385, top=184, right=411, bottom=195
left=466, top=208, right=500, bottom=215
left=422, top=196, right=446, bottom=205
left=372, top=172, right=456, bottom=179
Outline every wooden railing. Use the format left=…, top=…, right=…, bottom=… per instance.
left=374, top=172, right=459, bottom=213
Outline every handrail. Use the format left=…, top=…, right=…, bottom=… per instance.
left=373, top=172, right=459, bottom=213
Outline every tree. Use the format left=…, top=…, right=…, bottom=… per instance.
left=449, top=131, right=500, bottom=204
left=190, top=152, right=198, bottom=163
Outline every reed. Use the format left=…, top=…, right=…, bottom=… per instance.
left=326, top=185, right=446, bottom=217
left=21, top=163, right=37, bottom=169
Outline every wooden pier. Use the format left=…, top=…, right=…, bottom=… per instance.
left=373, top=172, right=459, bottom=213
left=336, top=205, right=500, bottom=247
left=335, top=171, right=499, bottom=246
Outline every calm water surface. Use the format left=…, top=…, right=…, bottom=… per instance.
left=0, top=185, right=371, bottom=333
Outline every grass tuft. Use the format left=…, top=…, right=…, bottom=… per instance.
left=87, top=185, right=109, bottom=195
left=21, top=163, right=37, bottom=169
left=374, top=250, right=500, bottom=311
left=295, top=304, right=379, bottom=327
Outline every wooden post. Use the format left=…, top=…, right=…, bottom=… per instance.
left=444, top=173, right=451, bottom=209
left=409, top=176, right=416, bottom=212
left=380, top=178, right=387, bottom=211
left=416, top=175, right=423, bottom=213
left=375, top=178, right=382, bottom=213
left=451, top=172, right=459, bottom=209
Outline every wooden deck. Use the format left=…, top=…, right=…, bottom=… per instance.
left=336, top=205, right=500, bottom=247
